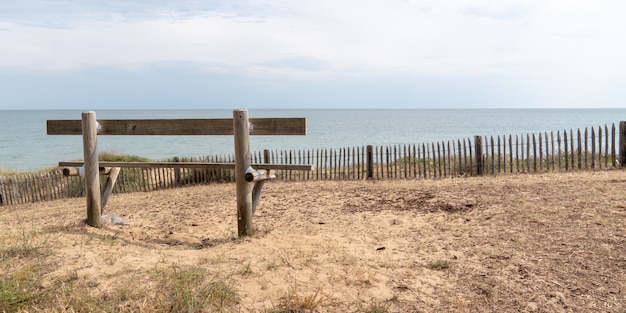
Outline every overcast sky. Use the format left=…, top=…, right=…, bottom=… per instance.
left=1, top=0, right=625, bottom=109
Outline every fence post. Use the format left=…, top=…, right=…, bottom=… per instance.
left=366, top=145, right=374, bottom=179
left=619, top=121, right=626, bottom=167
left=474, top=136, right=483, bottom=175
left=82, top=111, right=102, bottom=228
left=173, top=156, right=181, bottom=185
left=234, top=109, right=253, bottom=237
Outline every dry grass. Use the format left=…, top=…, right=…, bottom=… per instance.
left=1, top=170, right=626, bottom=312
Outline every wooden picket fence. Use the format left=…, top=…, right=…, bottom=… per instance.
left=1, top=122, right=625, bottom=206
left=0, top=169, right=83, bottom=206
left=257, top=123, right=625, bottom=180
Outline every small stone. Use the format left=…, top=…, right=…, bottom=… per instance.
left=101, top=213, right=128, bottom=225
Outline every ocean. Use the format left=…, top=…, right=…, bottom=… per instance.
left=1, top=109, right=625, bottom=172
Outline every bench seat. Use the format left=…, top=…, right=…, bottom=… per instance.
left=58, top=161, right=314, bottom=171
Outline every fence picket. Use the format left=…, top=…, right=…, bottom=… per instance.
left=533, top=133, right=543, bottom=171
left=612, top=123, right=617, bottom=167
left=533, top=133, right=537, bottom=172
left=577, top=128, right=582, bottom=170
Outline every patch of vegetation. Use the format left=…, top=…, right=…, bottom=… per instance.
left=0, top=223, right=52, bottom=261
left=45, top=271, right=150, bottom=312
left=153, top=264, right=239, bottom=312
left=272, top=286, right=330, bottom=313
left=239, top=261, right=254, bottom=276
left=98, top=151, right=151, bottom=162
left=0, top=264, right=45, bottom=312
left=1, top=164, right=62, bottom=176
left=0, top=166, right=19, bottom=176
left=360, top=299, right=392, bottom=313
left=429, top=259, right=450, bottom=270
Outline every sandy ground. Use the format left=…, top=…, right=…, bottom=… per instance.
left=1, top=170, right=626, bottom=312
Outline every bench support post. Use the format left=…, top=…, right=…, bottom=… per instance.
left=234, top=109, right=254, bottom=236
left=82, top=111, right=102, bottom=227
left=101, top=167, right=121, bottom=213
left=252, top=149, right=272, bottom=214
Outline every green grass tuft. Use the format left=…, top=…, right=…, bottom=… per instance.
left=429, top=259, right=450, bottom=270
left=98, top=151, right=151, bottom=162
left=154, top=264, right=239, bottom=312
left=0, top=264, right=45, bottom=312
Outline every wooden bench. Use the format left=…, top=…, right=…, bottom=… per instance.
left=47, top=109, right=312, bottom=236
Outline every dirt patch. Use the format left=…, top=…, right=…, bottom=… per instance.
left=343, top=189, right=476, bottom=214
left=1, top=170, right=626, bottom=312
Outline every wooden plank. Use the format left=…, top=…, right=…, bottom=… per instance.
left=0, top=176, right=5, bottom=206
left=533, top=133, right=537, bottom=172
left=591, top=127, right=596, bottom=168
left=516, top=136, right=520, bottom=173
left=598, top=126, right=603, bottom=169
left=524, top=134, right=529, bottom=172
left=422, top=143, right=428, bottom=178
left=620, top=121, right=626, bottom=167
left=564, top=130, right=569, bottom=170
left=509, top=135, right=513, bottom=173
left=58, top=161, right=313, bottom=171
left=490, top=136, right=495, bottom=175
left=612, top=123, right=617, bottom=167
left=47, top=118, right=306, bottom=136
left=570, top=129, right=575, bottom=169
left=446, top=141, right=454, bottom=176
left=584, top=128, right=589, bottom=169
left=545, top=132, right=549, bottom=171
left=474, top=136, right=483, bottom=175
left=550, top=132, right=555, bottom=171
left=577, top=128, right=582, bottom=170
left=533, top=133, right=543, bottom=171
left=431, top=143, right=436, bottom=177
left=605, top=125, right=609, bottom=168
left=497, top=136, right=501, bottom=173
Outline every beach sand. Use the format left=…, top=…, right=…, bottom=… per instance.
left=1, top=170, right=625, bottom=312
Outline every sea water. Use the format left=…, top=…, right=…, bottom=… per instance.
left=1, top=109, right=625, bottom=171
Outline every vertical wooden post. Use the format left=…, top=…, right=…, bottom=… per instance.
left=474, top=136, right=483, bottom=175
left=0, top=177, right=4, bottom=206
left=234, top=109, right=253, bottom=237
left=82, top=111, right=102, bottom=228
left=619, top=121, right=626, bottom=167
left=366, top=145, right=374, bottom=179
left=173, top=156, right=181, bottom=185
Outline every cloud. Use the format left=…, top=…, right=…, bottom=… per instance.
left=463, top=4, right=529, bottom=20
left=0, top=0, right=625, bottom=109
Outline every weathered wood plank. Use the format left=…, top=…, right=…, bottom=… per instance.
left=611, top=123, right=617, bottom=167
left=474, top=136, right=482, bottom=175
left=58, top=161, right=314, bottom=171
left=620, top=121, right=626, bottom=167
left=47, top=118, right=306, bottom=136
left=598, top=126, right=603, bottom=169
left=509, top=135, right=513, bottom=173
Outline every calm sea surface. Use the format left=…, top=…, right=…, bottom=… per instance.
left=1, top=109, right=625, bottom=171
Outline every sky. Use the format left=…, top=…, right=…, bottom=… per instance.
left=1, top=0, right=625, bottom=109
